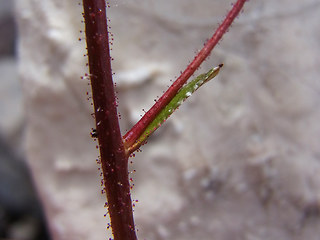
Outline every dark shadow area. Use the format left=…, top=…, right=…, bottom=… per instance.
left=0, top=136, right=51, bottom=240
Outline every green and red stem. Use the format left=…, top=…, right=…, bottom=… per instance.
left=123, top=0, right=248, bottom=149
left=126, top=65, right=223, bottom=155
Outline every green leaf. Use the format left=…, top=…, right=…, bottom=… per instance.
left=128, top=64, right=223, bottom=153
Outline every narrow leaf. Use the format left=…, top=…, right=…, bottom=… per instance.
left=126, top=64, right=223, bottom=154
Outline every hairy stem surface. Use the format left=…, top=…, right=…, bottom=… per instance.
left=82, top=1, right=137, bottom=239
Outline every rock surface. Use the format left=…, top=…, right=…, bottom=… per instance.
left=15, top=0, right=320, bottom=239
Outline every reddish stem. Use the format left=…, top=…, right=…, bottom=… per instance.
left=124, top=0, right=247, bottom=148
left=82, top=1, right=137, bottom=239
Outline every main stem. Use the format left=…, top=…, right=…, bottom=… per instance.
left=82, top=1, right=137, bottom=239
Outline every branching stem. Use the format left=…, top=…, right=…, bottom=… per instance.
left=82, top=0, right=247, bottom=239
left=124, top=0, right=247, bottom=148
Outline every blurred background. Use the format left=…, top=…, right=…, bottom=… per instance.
left=0, top=0, right=50, bottom=239
left=2, top=0, right=320, bottom=239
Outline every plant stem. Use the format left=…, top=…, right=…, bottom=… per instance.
left=82, top=1, right=137, bottom=239
left=124, top=0, right=247, bottom=148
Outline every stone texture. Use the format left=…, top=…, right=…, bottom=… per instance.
left=15, top=0, right=320, bottom=239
